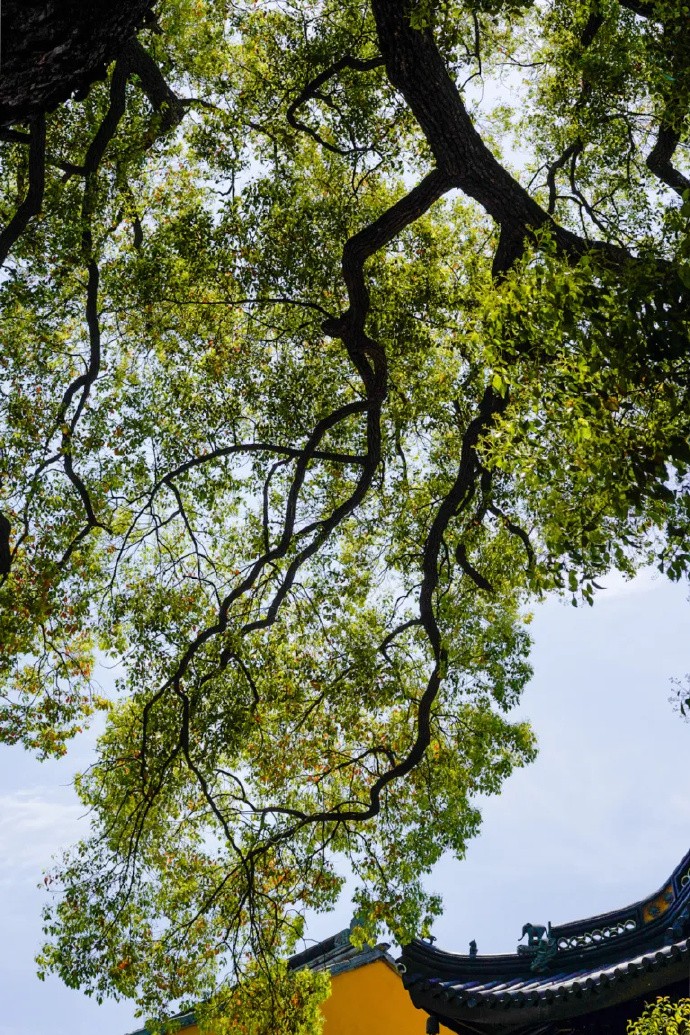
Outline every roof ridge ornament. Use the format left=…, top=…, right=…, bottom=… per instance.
left=517, top=921, right=548, bottom=951
left=517, top=922, right=559, bottom=973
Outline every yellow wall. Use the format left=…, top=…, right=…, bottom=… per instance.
left=170, top=958, right=453, bottom=1035
left=322, top=958, right=454, bottom=1035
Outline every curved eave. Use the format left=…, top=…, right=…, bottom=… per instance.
left=403, top=847, right=690, bottom=983
left=405, top=938, right=690, bottom=1027
left=550, top=846, right=690, bottom=952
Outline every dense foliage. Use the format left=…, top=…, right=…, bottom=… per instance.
left=191, top=963, right=329, bottom=1035
left=628, top=996, right=690, bottom=1034
left=0, top=0, right=688, bottom=1021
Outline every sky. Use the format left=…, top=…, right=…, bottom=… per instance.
left=1, top=567, right=688, bottom=1035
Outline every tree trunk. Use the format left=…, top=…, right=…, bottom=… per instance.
left=0, top=0, right=155, bottom=126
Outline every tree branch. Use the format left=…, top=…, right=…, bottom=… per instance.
left=0, top=114, right=45, bottom=267
left=287, top=53, right=384, bottom=156
left=369, top=0, right=630, bottom=273
left=646, top=124, right=690, bottom=197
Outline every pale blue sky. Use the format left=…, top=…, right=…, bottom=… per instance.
left=1, top=568, right=688, bottom=1035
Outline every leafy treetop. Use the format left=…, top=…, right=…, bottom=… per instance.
left=0, top=0, right=687, bottom=1022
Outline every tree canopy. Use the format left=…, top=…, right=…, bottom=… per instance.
left=1, top=0, right=689, bottom=1021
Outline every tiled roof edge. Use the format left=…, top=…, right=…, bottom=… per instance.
left=406, top=937, right=690, bottom=1012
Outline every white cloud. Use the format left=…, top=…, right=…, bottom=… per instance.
left=0, top=790, right=85, bottom=876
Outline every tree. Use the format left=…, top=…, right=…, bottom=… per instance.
left=0, top=0, right=688, bottom=1021
left=628, top=997, right=690, bottom=1034
left=191, top=962, right=330, bottom=1035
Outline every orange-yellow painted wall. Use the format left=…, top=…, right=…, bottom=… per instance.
left=168, top=958, right=453, bottom=1035
left=321, top=958, right=454, bottom=1035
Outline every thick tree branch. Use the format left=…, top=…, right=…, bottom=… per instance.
left=0, top=114, right=45, bottom=267
left=580, top=10, right=605, bottom=47
left=0, top=127, right=84, bottom=177
left=546, top=140, right=583, bottom=216
left=81, top=45, right=133, bottom=176
left=455, top=541, right=494, bottom=593
left=369, top=0, right=629, bottom=273
left=58, top=260, right=110, bottom=562
left=323, top=167, right=452, bottom=386
left=0, top=512, right=11, bottom=576
left=127, top=38, right=186, bottom=133
left=646, top=124, right=690, bottom=197
left=616, top=0, right=656, bottom=17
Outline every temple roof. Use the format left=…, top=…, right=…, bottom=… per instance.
left=401, top=847, right=690, bottom=1032
left=288, top=922, right=398, bottom=977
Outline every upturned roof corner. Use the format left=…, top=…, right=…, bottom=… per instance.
left=400, top=847, right=690, bottom=1034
